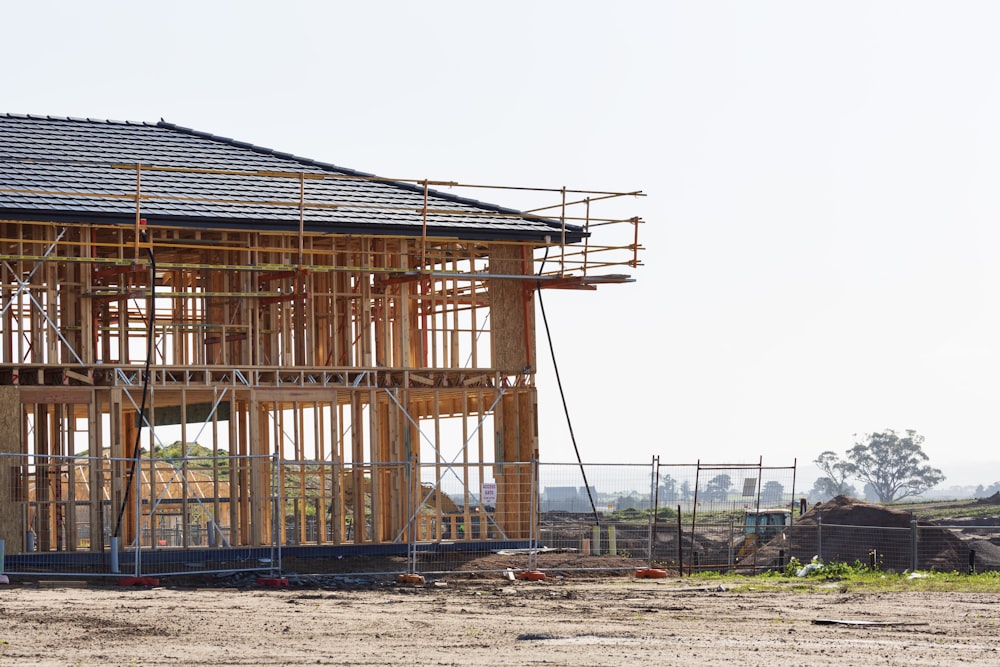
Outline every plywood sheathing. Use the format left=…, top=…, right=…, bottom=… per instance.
left=0, top=386, right=23, bottom=552
left=489, top=243, right=536, bottom=372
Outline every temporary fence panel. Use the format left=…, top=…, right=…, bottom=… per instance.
left=1, top=451, right=129, bottom=578
left=537, top=462, right=655, bottom=572
left=931, top=525, right=1000, bottom=573
left=653, top=461, right=798, bottom=573
left=0, top=451, right=279, bottom=579
left=408, top=461, right=537, bottom=576
left=758, top=523, right=1000, bottom=574
left=137, top=454, right=279, bottom=577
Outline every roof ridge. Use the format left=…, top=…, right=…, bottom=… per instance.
left=155, top=120, right=538, bottom=220
left=1, top=112, right=159, bottom=127
left=156, top=120, right=377, bottom=178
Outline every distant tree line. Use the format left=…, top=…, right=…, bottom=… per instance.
left=656, top=474, right=786, bottom=507
left=975, top=481, right=1000, bottom=498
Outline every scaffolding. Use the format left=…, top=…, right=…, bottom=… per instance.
left=0, top=162, right=643, bottom=556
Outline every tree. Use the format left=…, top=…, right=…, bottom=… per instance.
left=845, top=429, right=944, bottom=503
left=702, top=474, right=732, bottom=503
left=862, top=482, right=880, bottom=503
left=658, top=475, right=678, bottom=503
left=976, top=481, right=1000, bottom=498
left=807, top=477, right=858, bottom=502
left=811, top=450, right=858, bottom=500
left=761, top=480, right=784, bottom=506
left=679, top=480, right=692, bottom=503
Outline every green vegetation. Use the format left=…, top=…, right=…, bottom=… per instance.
left=608, top=507, right=677, bottom=523
left=685, top=556, right=1000, bottom=593
left=153, top=441, right=230, bottom=479
left=892, top=498, right=1000, bottom=522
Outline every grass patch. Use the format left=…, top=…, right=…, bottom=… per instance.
left=685, top=557, right=1000, bottom=593
left=892, top=498, right=1000, bottom=522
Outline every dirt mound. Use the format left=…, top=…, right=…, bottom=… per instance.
left=975, top=491, right=1000, bottom=505
left=796, top=495, right=917, bottom=527
left=754, top=495, right=984, bottom=572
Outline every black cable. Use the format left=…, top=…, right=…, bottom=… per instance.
left=536, top=247, right=600, bottom=525
left=113, top=231, right=155, bottom=539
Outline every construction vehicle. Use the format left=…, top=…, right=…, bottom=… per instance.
left=735, top=508, right=791, bottom=561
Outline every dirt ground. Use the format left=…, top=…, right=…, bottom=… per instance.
left=1, top=575, right=999, bottom=666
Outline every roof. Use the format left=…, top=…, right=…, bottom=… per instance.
left=0, top=114, right=583, bottom=243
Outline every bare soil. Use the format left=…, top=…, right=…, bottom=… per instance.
left=1, top=575, right=999, bottom=666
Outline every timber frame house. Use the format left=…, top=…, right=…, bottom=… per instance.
left=0, top=114, right=642, bottom=556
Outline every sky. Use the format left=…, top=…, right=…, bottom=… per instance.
left=5, top=1, right=1000, bottom=491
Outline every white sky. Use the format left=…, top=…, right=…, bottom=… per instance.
left=6, top=1, right=1000, bottom=490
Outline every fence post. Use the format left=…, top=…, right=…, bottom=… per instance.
left=134, top=453, right=142, bottom=578
left=407, top=456, right=417, bottom=575
left=676, top=505, right=683, bottom=576
left=910, top=519, right=918, bottom=571
left=817, top=515, right=822, bottom=562
left=110, top=536, right=120, bottom=574
left=728, top=519, right=734, bottom=568
left=529, top=459, right=538, bottom=571
left=270, top=452, right=280, bottom=578
left=648, top=456, right=658, bottom=569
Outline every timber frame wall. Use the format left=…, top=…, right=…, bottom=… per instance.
left=0, top=175, right=642, bottom=555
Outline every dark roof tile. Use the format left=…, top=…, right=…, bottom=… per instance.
left=0, top=114, right=576, bottom=242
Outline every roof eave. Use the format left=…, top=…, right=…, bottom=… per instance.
left=0, top=208, right=589, bottom=244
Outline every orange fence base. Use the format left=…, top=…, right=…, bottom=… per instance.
left=635, top=568, right=667, bottom=579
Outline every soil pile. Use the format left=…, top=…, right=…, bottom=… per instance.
left=754, top=495, right=997, bottom=572
left=974, top=491, right=1000, bottom=506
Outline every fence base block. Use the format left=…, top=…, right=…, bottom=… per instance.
left=118, top=577, right=159, bottom=587
left=256, top=577, right=289, bottom=587
left=635, top=568, right=667, bottom=579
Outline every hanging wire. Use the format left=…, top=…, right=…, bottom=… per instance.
left=536, top=245, right=600, bottom=525
left=113, top=228, right=155, bottom=539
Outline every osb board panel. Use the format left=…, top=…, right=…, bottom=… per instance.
left=489, top=243, right=535, bottom=371
left=0, top=386, right=24, bottom=551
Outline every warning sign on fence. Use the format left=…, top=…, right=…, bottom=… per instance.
left=481, top=482, right=497, bottom=505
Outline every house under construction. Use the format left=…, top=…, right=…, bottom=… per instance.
left=0, top=114, right=642, bottom=556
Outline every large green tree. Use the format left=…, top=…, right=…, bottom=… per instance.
left=844, top=429, right=944, bottom=502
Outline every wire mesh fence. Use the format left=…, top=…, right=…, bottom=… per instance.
left=778, top=522, right=1000, bottom=573
left=537, top=462, right=656, bottom=571
left=0, top=451, right=279, bottom=579
left=6, top=450, right=1000, bottom=581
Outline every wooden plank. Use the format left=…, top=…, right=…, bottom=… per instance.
left=251, top=388, right=343, bottom=403
left=18, top=387, right=94, bottom=404
left=63, top=369, right=94, bottom=385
